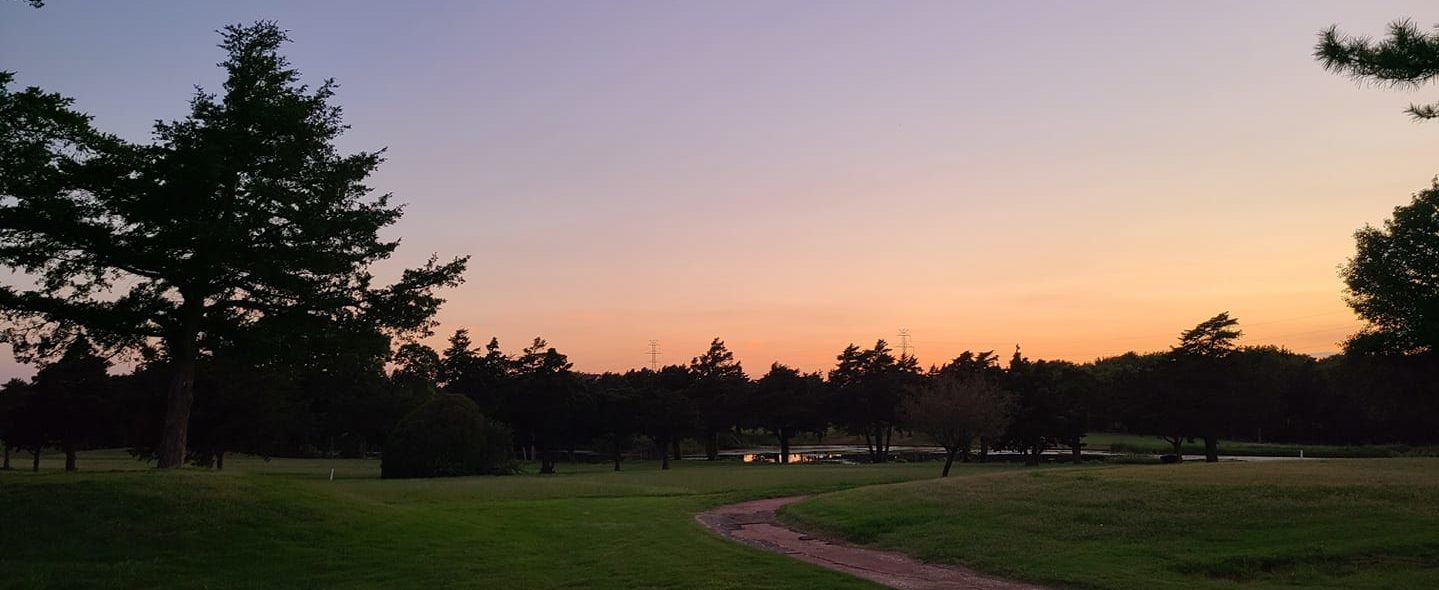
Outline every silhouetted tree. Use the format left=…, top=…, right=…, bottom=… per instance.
left=935, top=350, right=1006, bottom=458
left=1317, top=19, right=1439, bottom=120
left=0, top=377, right=44, bottom=470
left=687, top=338, right=747, bottom=460
left=29, top=339, right=112, bottom=471
left=1342, top=182, right=1439, bottom=355
left=0, top=378, right=35, bottom=469
left=748, top=363, right=826, bottom=463
left=1174, top=312, right=1243, bottom=462
left=830, top=340, right=921, bottom=463
left=634, top=365, right=694, bottom=470
left=592, top=373, right=642, bottom=471
left=186, top=357, right=295, bottom=469
left=1002, top=348, right=1091, bottom=465
left=904, top=373, right=1012, bottom=476
left=0, top=23, right=467, bottom=468
left=511, top=338, right=582, bottom=473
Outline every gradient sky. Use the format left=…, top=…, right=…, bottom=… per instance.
left=4, top=1, right=1439, bottom=378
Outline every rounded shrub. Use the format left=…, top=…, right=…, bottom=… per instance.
left=381, top=394, right=516, bottom=479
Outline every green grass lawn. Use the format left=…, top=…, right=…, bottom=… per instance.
left=782, top=459, right=1439, bottom=590
left=0, top=450, right=1004, bottom=589
left=1084, top=432, right=1438, bottom=458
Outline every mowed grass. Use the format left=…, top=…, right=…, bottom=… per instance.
left=0, top=450, right=1013, bottom=589
left=782, top=459, right=1439, bottom=589
left=1085, top=432, right=1439, bottom=459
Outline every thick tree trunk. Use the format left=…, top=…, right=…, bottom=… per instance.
left=1071, top=442, right=1082, bottom=463
left=539, top=453, right=556, bottom=474
left=1024, top=444, right=1040, bottom=466
left=31, top=448, right=40, bottom=472
left=215, top=451, right=225, bottom=471
left=942, top=449, right=957, bottom=477
left=862, top=431, right=874, bottom=462
left=64, top=444, right=77, bottom=472
left=1204, top=436, right=1219, bottom=463
left=158, top=300, right=203, bottom=469
left=659, top=437, right=671, bottom=470
left=671, top=439, right=681, bottom=461
left=2, top=442, right=10, bottom=470
left=704, top=430, right=718, bottom=461
left=978, top=437, right=990, bottom=463
left=960, top=446, right=972, bottom=463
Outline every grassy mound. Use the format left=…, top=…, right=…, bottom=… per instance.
left=781, top=459, right=1439, bottom=589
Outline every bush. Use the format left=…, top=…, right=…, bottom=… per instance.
left=381, top=394, right=516, bottom=479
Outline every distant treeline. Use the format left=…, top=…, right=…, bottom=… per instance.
left=2, top=311, right=1435, bottom=473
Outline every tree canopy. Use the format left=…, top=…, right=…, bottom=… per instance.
left=1342, top=181, right=1439, bottom=355
left=0, top=22, right=467, bottom=467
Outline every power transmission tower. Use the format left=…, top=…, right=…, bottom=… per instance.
left=648, top=340, right=661, bottom=370
left=898, top=328, right=912, bottom=357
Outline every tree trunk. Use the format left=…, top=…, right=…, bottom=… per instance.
left=1204, top=436, right=1218, bottom=463
left=64, top=444, right=77, bottom=472
left=874, top=425, right=886, bottom=463
left=960, top=446, right=972, bottom=463
left=659, top=437, right=671, bottom=470
left=1070, top=442, right=1082, bottom=463
left=31, top=448, right=41, bottom=472
left=158, top=299, right=203, bottom=469
left=612, top=444, right=622, bottom=472
left=2, top=441, right=10, bottom=470
left=671, top=439, right=681, bottom=461
left=704, top=430, right=718, bottom=461
left=1162, top=435, right=1183, bottom=456
left=978, top=437, right=990, bottom=463
left=1024, top=444, right=1040, bottom=466
left=862, top=431, right=874, bottom=462
left=942, top=449, right=957, bottom=477
left=215, top=451, right=225, bottom=471
left=539, top=453, right=556, bottom=474
left=777, top=429, right=790, bottom=464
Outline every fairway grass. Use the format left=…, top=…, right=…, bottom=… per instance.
left=782, top=459, right=1439, bottom=590
left=0, top=452, right=1005, bottom=589
left=1084, top=432, right=1439, bottom=459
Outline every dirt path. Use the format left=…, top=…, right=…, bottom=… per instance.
left=696, top=496, right=1053, bottom=590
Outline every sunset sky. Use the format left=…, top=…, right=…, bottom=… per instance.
left=4, top=1, right=1439, bottom=378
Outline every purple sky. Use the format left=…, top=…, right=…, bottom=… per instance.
left=4, top=1, right=1439, bottom=377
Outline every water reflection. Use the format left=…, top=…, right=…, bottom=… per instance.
left=741, top=452, right=846, bottom=464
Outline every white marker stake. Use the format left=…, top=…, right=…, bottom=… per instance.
left=329, top=467, right=335, bottom=481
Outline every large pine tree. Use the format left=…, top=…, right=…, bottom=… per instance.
left=0, top=22, right=467, bottom=468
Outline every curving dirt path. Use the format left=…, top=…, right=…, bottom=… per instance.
left=696, top=496, right=1053, bottom=590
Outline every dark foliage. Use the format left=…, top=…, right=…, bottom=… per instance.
left=380, top=394, right=515, bottom=479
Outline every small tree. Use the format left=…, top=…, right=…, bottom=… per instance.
left=380, top=394, right=514, bottom=479
left=904, top=374, right=1012, bottom=476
